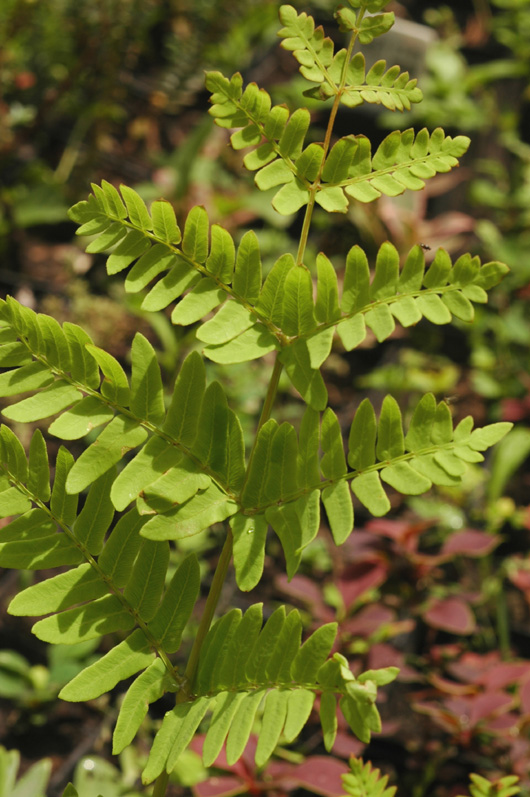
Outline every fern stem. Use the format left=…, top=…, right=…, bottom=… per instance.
left=257, top=354, right=283, bottom=431
left=183, top=528, right=234, bottom=692
left=295, top=13, right=361, bottom=268
left=152, top=772, right=170, bottom=797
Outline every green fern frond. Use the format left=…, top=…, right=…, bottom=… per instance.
left=206, top=67, right=451, bottom=215
left=456, top=773, right=521, bottom=797
left=1, top=435, right=201, bottom=706
left=142, top=605, right=398, bottom=783
left=341, top=757, right=397, bottom=797
left=279, top=5, right=420, bottom=111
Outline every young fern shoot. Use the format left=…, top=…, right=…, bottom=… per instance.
left=0, top=1, right=511, bottom=795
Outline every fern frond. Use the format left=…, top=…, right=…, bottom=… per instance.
left=207, top=69, right=443, bottom=216
left=235, top=394, right=512, bottom=573
left=142, top=605, right=398, bottom=782
left=1, top=436, right=200, bottom=706
left=456, top=773, right=521, bottom=797
left=0, top=302, right=244, bottom=533
left=278, top=6, right=420, bottom=112
left=69, top=183, right=280, bottom=351
left=341, top=757, right=397, bottom=797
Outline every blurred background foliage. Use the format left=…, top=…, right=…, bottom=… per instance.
left=1, top=0, right=530, bottom=795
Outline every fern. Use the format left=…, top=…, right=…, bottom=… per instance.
left=0, top=1, right=513, bottom=795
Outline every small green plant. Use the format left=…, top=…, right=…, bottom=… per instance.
left=0, top=1, right=512, bottom=795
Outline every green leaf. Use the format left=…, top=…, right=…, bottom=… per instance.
left=442, top=290, right=474, bottom=322
left=206, top=224, right=236, bottom=282
left=415, top=294, right=452, bottom=325
left=233, top=230, right=262, bottom=303
left=124, top=539, right=169, bottom=621
left=171, top=278, right=226, bottom=326
left=113, top=659, right=168, bottom=754
left=8, top=563, right=106, bottom=616
left=182, top=205, right=209, bottom=263
left=348, top=398, right=376, bottom=470
left=320, top=408, right=347, bottom=479
left=0, top=361, right=54, bottom=398
left=63, top=323, right=100, bottom=389
left=280, top=340, right=327, bottom=411
left=291, top=623, right=337, bottom=684
left=74, top=469, right=115, bottom=554
left=2, top=381, right=82, bottom=422
left=272, top=179, right=311, bottom=215
left=111, top=437, right=183, bottom=512
left=297, top=406, right=320, bottom=488
left=380, top=462, right=432, bottom=494
left=130, top=333, right=166, bottom=424
left=32, top=594, right=135, bottom=644
left=283, top=689, right=315, bottom=743
left=66, top=416, right=148, bottom=494
left=196, top=302, right=254, bottom=345
left=148, top=553, right=200, bottom=653
left=98, top=508, right=146, bottom=588
left=164, top=351, right=205, bottom=445
left=225, top=690, right=265, bottom=765
left=142, top=456, right=211, bottom=511
left=255, top=253, right=294, bottom=323
left=232, top=513, right=268, bottom=592
left=50, top=446, right=78, bottom=525
left=203, top=324, right=278, bottom=364
left=376, top=395, right=404, bottom=460
left=125, top=245, right=177, bottom=293
left=0, top=532, right=83, bottom=570
left=255, top=689, right=288, bottom=767
left=320, top=691, right=337, bottom=751
left=315, top=254, right=340, bottom=324
left=398, top=245, right=425, bottom=292
left=279, top=107, right=311, bottom=159
left=141, top=258, right=199, bottom=312
left=141, top=483, right=238, bottom=540
left=27, top=430, right=50, bottom=502
left=365, top=304, right=395, bottom=341
left=49, top=397, right=114, bottom=440
left=405, top=393, right=436, bottom=452
left=266, top=422, right=299, bottom=502
left=151, top=199, right=181, bottom=244
left=342, top=246, right=370, bottom=313
left=112, top=659, right=168, bottom=755
left=351, top=471, right=391, bottom=516
left=0, top=425, right=28, bottom=482
left=0, top=487, right=32, bottom=518
left=106, top=230, right=151, bottom=275
left=336, top=315, right=366, bottom=351
left=120, top=185, right=153, bottom=231
left=85, top=345, right=130, bottom=405
left=266, top=490, right=320, bottom=579
left=241, top=420, right=277, bottom=509
left=322, top=481, right=354, bottom=545
left=59, top=628, right=154, bottom=701
left=203, top=692, right=247, bottom=767
left=370, top=243, right=399, bottom=300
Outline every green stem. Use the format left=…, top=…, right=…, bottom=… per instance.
left=183, top=528, right=234, bottom=692
left=295, top=12, right=362, bottom=268
left=152, top=772, right=169, bottom=797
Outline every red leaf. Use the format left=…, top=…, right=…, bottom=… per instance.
left=423, top=597, right=476, bottom=635
left=468, top=691, right=514, bottom=725
left=478, top=662, right=530, bottom=690
left=338, top=559, right=388, bottom=610
left=428, top=673, right=478, bottom=696
left=343, top=604, right=395, bottom=637
left=194, top=776, right=247, bottom=797
left=520, top=678, right=530, bottom=715
left=268, top=756, right=349, bottom=797
left=447, top=651, right=500, bottom=683
left=440, top=529, right=499, bottom=558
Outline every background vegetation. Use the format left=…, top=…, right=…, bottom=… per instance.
left=0, top=0, right=529, bottom=795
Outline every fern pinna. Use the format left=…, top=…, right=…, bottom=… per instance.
left=0, top=1, right=511, bottom=795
